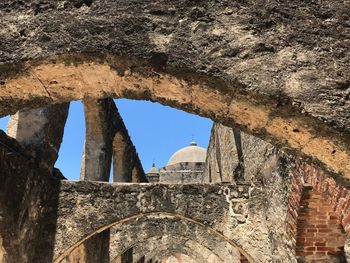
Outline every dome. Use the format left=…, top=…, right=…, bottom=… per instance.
left=147, top=163, right=159, bottom=174
left=167, top=142, right=207, bottom=166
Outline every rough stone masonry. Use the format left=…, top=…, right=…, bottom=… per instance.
left=0, top=0, right=349, bottom=263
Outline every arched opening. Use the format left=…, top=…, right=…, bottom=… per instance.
left=0, top=58, right=348, bottom=181
left=56, top=213, right=256, bottom=263
left=0, top=57, right=348, bottom=263
left=121, top=236, right=225, bottom=263
left=1, top=1, right=349, bottom=262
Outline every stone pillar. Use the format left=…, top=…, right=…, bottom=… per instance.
left=112, top=132, right=132, bottom=182
left=81, top=98, right=114, bottom=263
left=80, top=98, right=114, bottom=182
left=7, top=103, right=69, bottom=171
left=112, top=133, right=145, bottom=183
left=110, top=102, right=147, bottom=183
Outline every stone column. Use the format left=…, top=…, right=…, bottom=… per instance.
left=7, top=103, right=70, bottom=172
left=80, top=98, right=115, bottom=263
left=80, top=98, right=114, bottom=182
left=110, top=102, right=147, bottom=183
left=112, top=132, right=132, bottom=182
left=108, top=101, right=147, bottom=263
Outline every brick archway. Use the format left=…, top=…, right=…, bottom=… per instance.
left=287, top=161, right=349, bottom=262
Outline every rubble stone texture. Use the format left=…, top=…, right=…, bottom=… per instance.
left=0, top=0, right=350, bottom=262
left=204, top=123, right=297, bottom=262
left=205, top=123, right=350, bottom=262
left=0, top=0, right=349, bottom=182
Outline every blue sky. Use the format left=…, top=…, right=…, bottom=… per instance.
left=0, top=99, right=213, bottom=180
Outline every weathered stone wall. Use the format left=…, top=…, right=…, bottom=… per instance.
left=108, top=216, right=241, bottom=263
left=204, top=123, right=297, bottom=262
left=204, top=123, right=350, bottom=262
left=7, top=103, right=69, bottom=172
left=158, top=171, right=203, bottom=183
left=204, top=123, right=278, bottom=182
left=53, top=181, right=282, bottom=263
left=0, top=131, right=61, bottom=263
left=0, top=0, right=349, bottom=183
left=131, top=235, right=233, bottom=263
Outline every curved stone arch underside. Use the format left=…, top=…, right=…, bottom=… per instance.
left=130, top=236, right=225, bottom=263
left=108, top=217, right=241, bottom=262
left=0, top=57, right=349, bottom=182
left=60, top=213, right=252, bottom=263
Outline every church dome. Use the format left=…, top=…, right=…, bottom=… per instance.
left=147, top=163, right=159, bottom=174
left=167, top=142, right=207, bottom=166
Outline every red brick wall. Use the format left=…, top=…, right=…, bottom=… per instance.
left=294, top=160, right=350, bottom=235
left=289, top=160, right=349, bottom=261
left=295, top=185, right=345, bottom=261
left=287, top=166, right=304, bottom=249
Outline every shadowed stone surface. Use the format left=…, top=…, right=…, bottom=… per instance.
left=0, top=131, right=61, bottom=263
left=107, top=216, right=240, bottom=263
left=131, top=235, right=240, bottom=263
left=7, top=103, right=69, bottom=171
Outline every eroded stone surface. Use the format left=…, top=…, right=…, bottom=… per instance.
left=53, top=181, right=267, bottom=262
left=131, top=236, right=228, bottom=263
left=107, top=216, right=240, bottom=263
left=0, top=0, right=349, bottom=182
left=0, top=131, right=61, bottom=263
left=204, top=123, right=297, bottom=262
left=7, top=103, right=69, bottom=171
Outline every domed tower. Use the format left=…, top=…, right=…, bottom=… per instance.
left=146, top=163, right=160, bottom=183
left=146, top=142, right=207, bottom=183
left=166, top=141, right=207, bottom=171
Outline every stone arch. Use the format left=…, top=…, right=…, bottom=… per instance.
left=55, top=211, right=255, bottom=263
left=54, top=180, right=294, bottom=262
left=129, top=235, right=225, bottom=263
left=107, top=216, right=241, bottom=263
left=0, top=56, right=349, bottom=182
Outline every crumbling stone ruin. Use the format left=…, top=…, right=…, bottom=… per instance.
left=0, top=0, right=349, bottom=262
